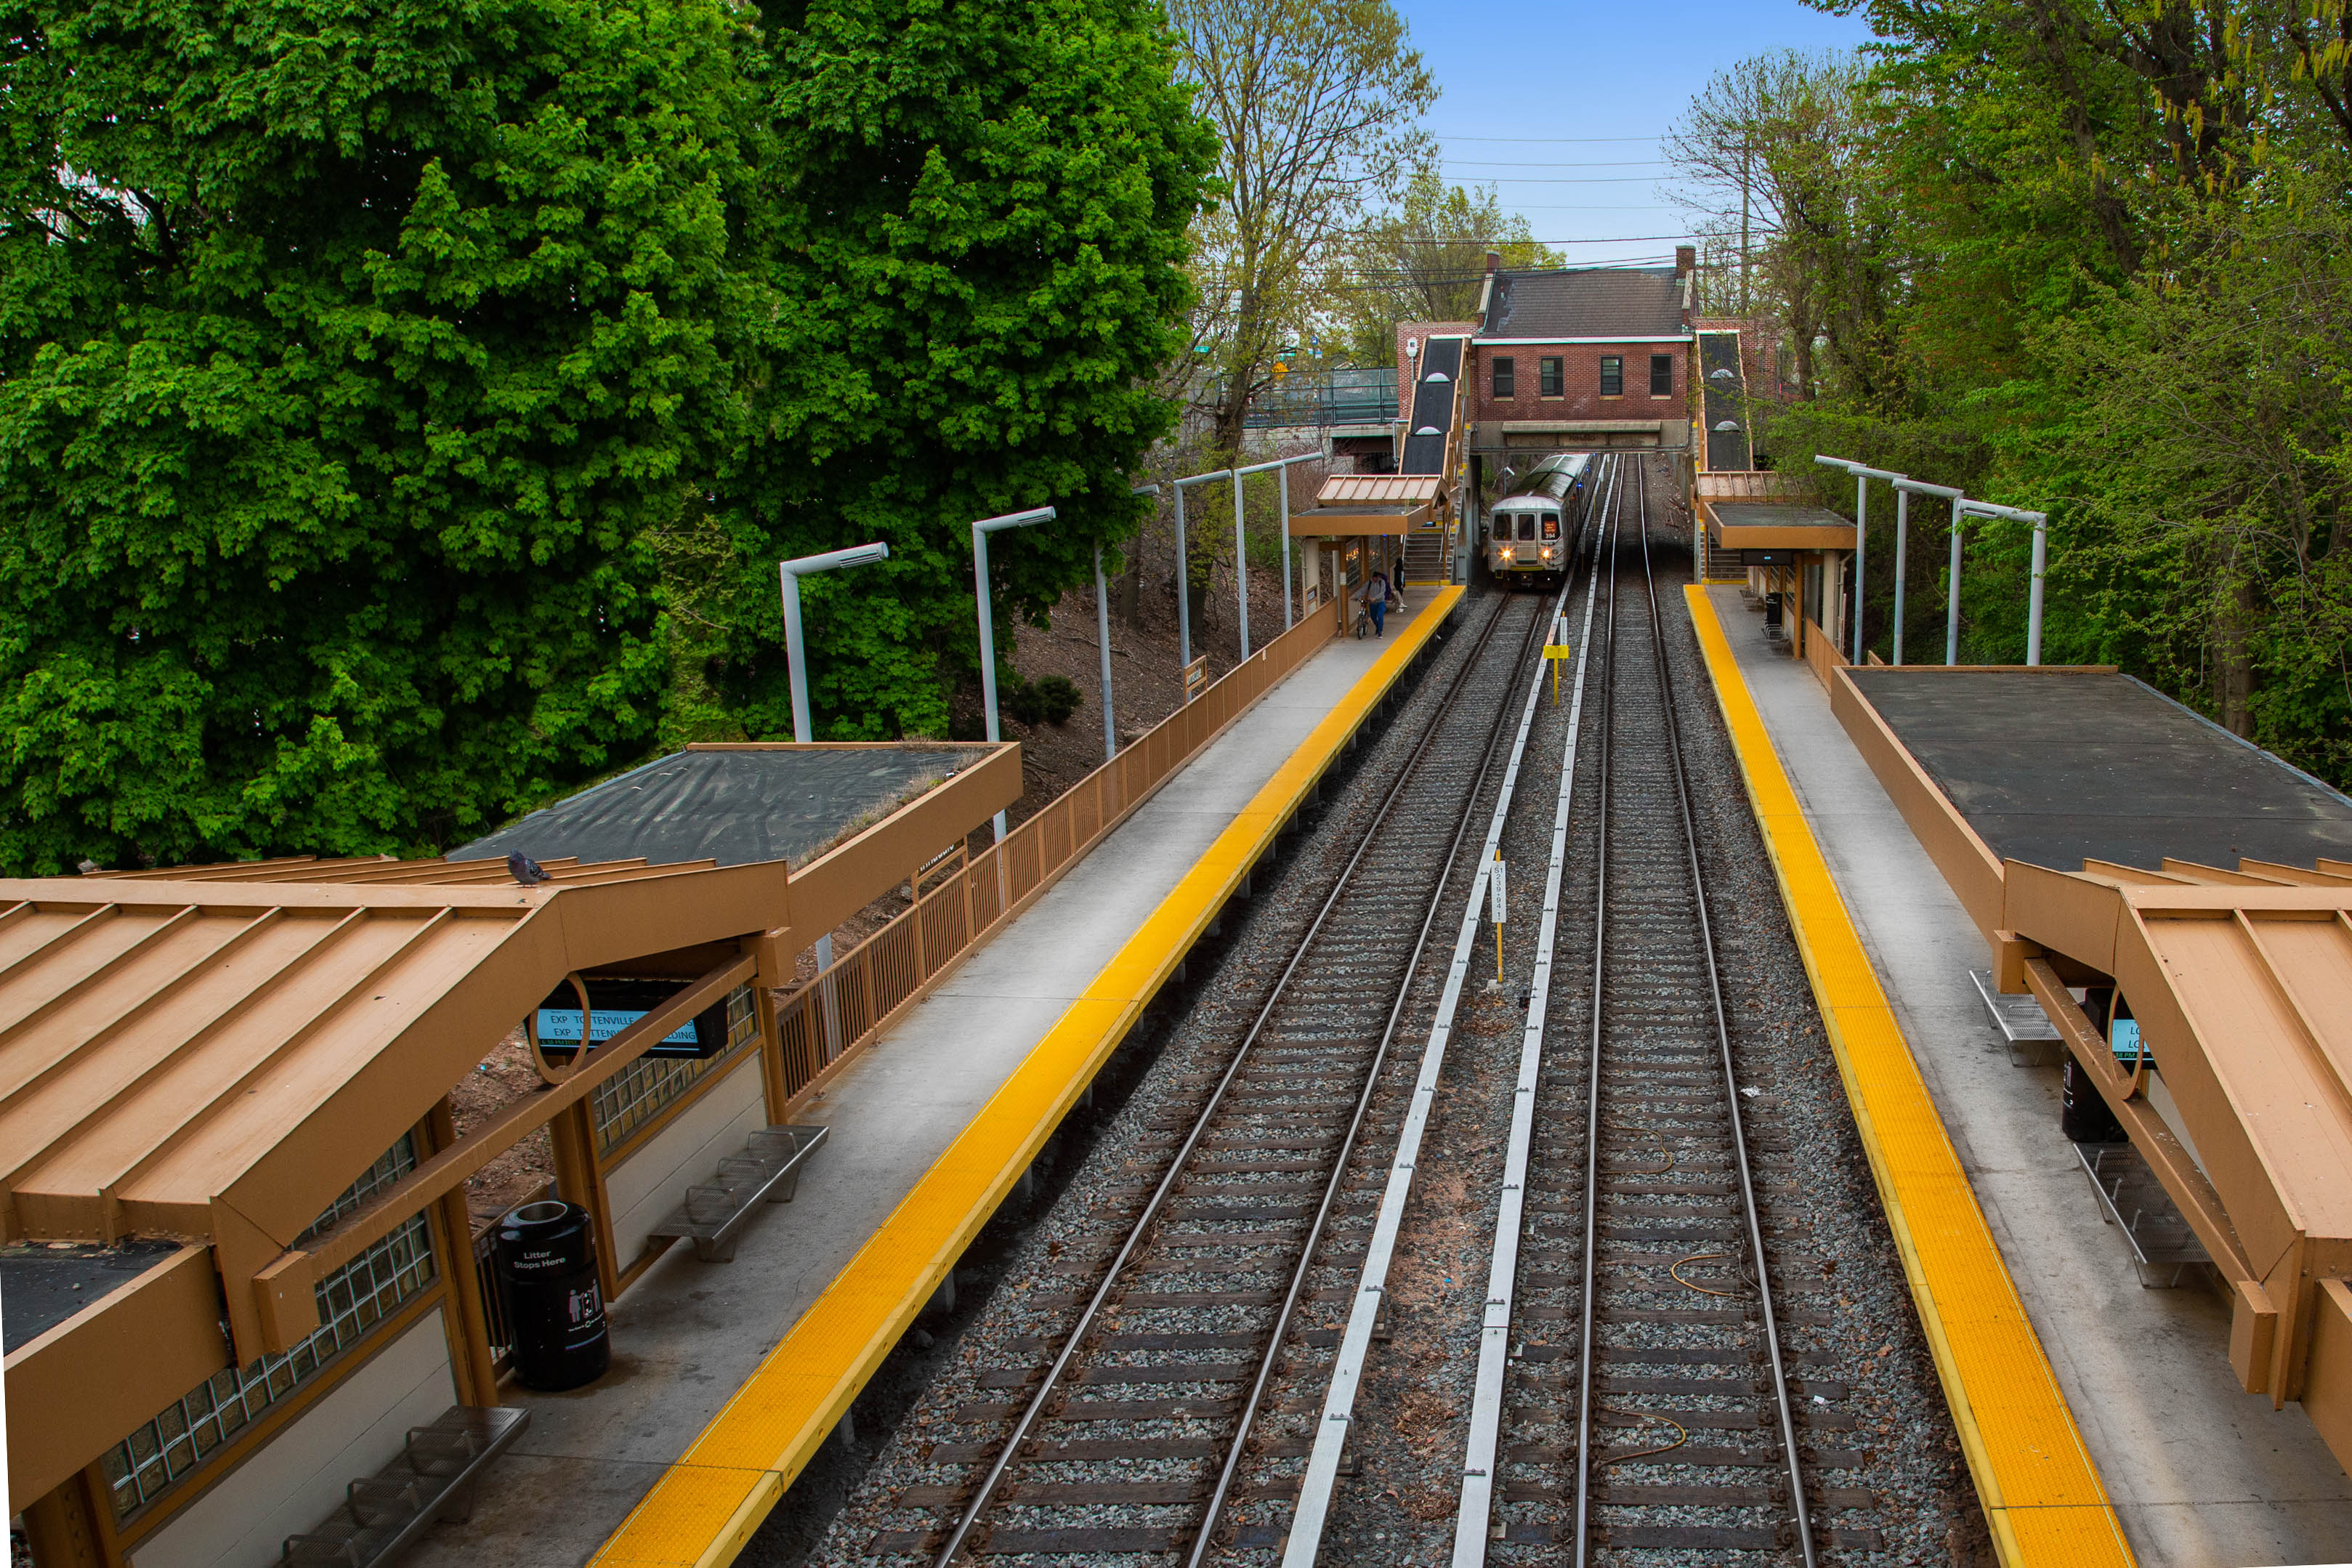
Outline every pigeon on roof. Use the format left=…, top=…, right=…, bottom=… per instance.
left=507, top=852, right=551, bottom=886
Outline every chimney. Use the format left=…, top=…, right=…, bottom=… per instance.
left=1485, top=249, right=1501, bottom=274
left=1676, top=245, right=1697, bottom=275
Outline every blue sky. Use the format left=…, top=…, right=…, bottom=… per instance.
left=1391, top=0, right=1878, bottom=267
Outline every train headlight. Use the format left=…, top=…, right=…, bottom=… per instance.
left=1498, top=547, right=1514, bottom=561
left=1540, top=548, right=1556, bottom=560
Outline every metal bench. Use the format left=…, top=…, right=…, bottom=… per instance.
left=1969, top=967, right=2063, bottom=1064
left=646, top=1124, right=828, bottom=1262
left=280, top=1405, right=528, bottom=1565
left=2075, top=1139, right=2212, bottom=1288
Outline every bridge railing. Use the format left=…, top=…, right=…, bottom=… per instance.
left=1239, top=368, right=1397, bottom=429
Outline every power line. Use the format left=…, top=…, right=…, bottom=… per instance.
left=1441, top=160, right=1673, bottom=169
left=1431, top=134, right=1669, bottom=144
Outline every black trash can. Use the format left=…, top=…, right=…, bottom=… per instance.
left=2059, top=1056, right=2125, bottom=1144
left=496, top=1200, right=610, bottom=1391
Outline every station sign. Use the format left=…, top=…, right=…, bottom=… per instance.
left=534, top=977, right=731, bottom=1062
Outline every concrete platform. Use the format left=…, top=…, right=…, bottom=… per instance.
left=1707, top=587, right=2352, bottom=1567
left=406, top=594, right=1462, bottom=1567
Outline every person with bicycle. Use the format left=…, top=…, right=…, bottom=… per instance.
left=1363, top=565, right=1389, bottom=638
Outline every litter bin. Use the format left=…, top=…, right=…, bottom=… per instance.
left=496, top=1200, right=609, bottom=1391
left=2059, top=1056, right=2125, bottom=1144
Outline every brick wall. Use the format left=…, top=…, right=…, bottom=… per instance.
left=1466, top=339, right=1689, bottom=427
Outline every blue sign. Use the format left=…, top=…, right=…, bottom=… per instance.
left=536, top=1009, right=700, bottom=1048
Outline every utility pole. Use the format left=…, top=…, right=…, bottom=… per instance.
left=1739, top=136, right=1752, bottom=316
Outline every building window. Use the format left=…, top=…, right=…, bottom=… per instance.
left=1650, top=355, right=1673, bottom=396
left=1599, top=357, right=1623, bottom=397
left=1491, top=357, right=1515, bottom=398
left=102, top=1137, right=440, bottom=1521
left=1539, top=357, right=1564, bottom=397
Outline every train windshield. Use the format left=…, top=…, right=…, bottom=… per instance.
left=1541, top=513, right=1559, bottom=538
left=1491, top=517, right=1511, bottom=541
left=1517, top=514, right=1537, bottom=541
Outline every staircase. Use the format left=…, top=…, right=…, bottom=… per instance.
left=1402, top=529, right=1451, bottom=586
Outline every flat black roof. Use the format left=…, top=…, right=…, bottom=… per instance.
left=452, top=745, right=995, bottom=870
left=1849, top=670, right=2352, bottom=873
left=2, top=1238, right=182, bottom=1351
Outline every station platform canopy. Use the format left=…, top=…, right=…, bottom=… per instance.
left=1292, top=474, right=1438, bottom=536
left=1703, top=498, right=1855, bottom=551
left=1, top=742, right=1019, bottom=1519
left=454, top=742, right=998, bottom=873
left=1828, top=660, right=2352, bottom=1465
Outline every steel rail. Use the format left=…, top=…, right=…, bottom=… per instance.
left=931, top=591, right=1527, bottom=1567
left=1633, top=463, right=1817, bottom=1565
left=1282, top=457, right=1611, bottom=1568
left=1448, top=455, right=1615, bottom=1564
left=1567, top=460, right=1627, bottom=1567
left=1184, top=595, right=1548, bottom=1568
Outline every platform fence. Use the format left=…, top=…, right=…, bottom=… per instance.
left=775, top=599, right=1343, bottom=1102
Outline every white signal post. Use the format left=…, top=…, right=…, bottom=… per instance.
left=1890, top=477, right=1963, bottom=666
left=1489, top=853, right=1508, bottom=983
left=779, top=539, right=891, bottom=974
left=972, top=505, right=1056, bottom=842
left=1814, top=454, right=1904, bottom=664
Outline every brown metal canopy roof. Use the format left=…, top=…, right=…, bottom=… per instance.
left=0, top=857, right=789, bottom=1356
left=1316, top=474, right=1441, bottom=506
left=2003, top=857, right=2352, bottom=1448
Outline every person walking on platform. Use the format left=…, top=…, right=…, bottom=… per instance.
left=1364, top=567, right=1389, bottom=637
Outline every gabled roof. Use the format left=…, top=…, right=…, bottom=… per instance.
left=0, top=859, right=786, bottom=1264
left=1481, top=267, right=1685, bottom=340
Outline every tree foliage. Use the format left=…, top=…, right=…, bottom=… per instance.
left=0, top=0, right=1213, bottom=870
left=0, top=0, right=767, bottom=870
left=1171, top=0, right=1434, bottom=448
left=1673, top=0, right=2352, bottom=784
left=1334, top=169, right=1559, bottom=365
left=695, top=0, right=1217, bottom=744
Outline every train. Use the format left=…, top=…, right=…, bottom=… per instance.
left=1482, top=450, right=1594, bottom=589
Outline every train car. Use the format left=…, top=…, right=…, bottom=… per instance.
left=1483, top=451, right=1593, bottom=589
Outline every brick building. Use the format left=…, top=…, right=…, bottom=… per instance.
left=1396, top=251, right=1697, bottom=464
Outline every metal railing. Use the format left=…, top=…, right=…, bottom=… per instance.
left=1240, top=368, right=1397, bottom=429
left=775, top=601, right=1342, bottom=1102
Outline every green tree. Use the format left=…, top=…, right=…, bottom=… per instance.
left=1334, top=170, right=1560, bottom=365
left=1172, top=0, right=1435, bottom=450
left=698, top=0, right=1218, bottom=741
left=0, top=0, right=769, bottom=871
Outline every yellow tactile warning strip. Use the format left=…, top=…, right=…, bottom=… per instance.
left=1684, top=587, right=2134, bottom=1567
left=590, top=588, right=1467, bottom=1567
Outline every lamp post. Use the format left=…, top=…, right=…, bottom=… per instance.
left=1813, top=455, right=1903, bottom=664
left=1888, top=479, right=1963, bottom=667
left=779, top=539, right=889, bottom=973
left=1236, top=453, right=1319, bottom=639
left=780, top=542, right=892, bottom=745
left=973, top=505, right=1056, bottom=841
left=1960, top=500, right=2051, bottom=664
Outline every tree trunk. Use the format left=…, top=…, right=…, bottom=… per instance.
left=1120, top=520, right=1146, bottom=629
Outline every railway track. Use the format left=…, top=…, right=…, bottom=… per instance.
left=895, top=586, right=1551, bottom=1564
left=818, top=456, right=1940, bottom=1568
left=1462, top=461, right=1872, bottom=1562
